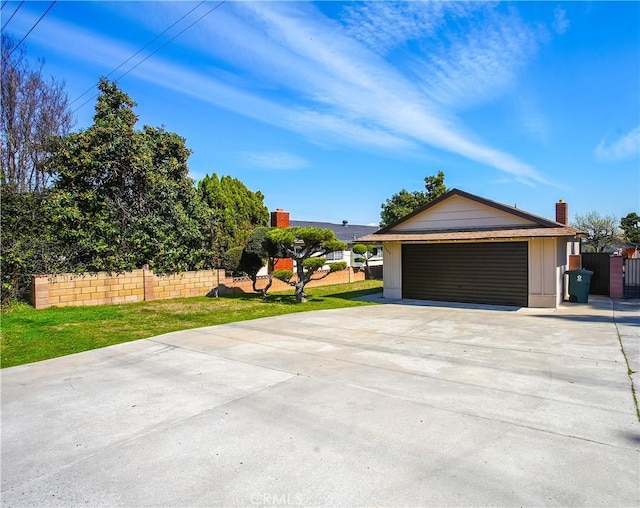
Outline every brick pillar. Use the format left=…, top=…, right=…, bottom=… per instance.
left=31, top=275, right=50, bottom=309
left=556, top=200, right=568, bottom=225
left=143, top=265, right=154, bottom=301
left=569, top=254, right=581, bottom=270
left=610, top=256, right=624, bottom=299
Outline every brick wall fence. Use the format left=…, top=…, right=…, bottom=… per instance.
left=30, top=267, right=366, bottom=310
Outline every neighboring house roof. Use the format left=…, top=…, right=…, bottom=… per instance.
left=290, top=220, right=378, bottom=244
left=357, top=188, right=586, bottom=243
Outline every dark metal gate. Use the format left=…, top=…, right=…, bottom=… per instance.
left=582, top=253, right=610, bottom=295
left=624, top=258, right=640, bottom=299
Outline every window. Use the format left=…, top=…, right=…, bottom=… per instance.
left=326, top=251, right=344, bottom=261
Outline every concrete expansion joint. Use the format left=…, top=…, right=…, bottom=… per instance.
left=611, top=300, right=640, bottom=423
left=325, top=376, right=637, bottom=452
left=146, top=337, right=299, bottom=377
left=187, top=323, right=628, bottom=410
left=156, top=326, right=359, bottom=369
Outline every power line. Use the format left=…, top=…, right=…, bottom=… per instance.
left=73, top=0, right=226, bottom=114
left=7, top=1, right=56, bottom=56
left=70, top=0, right=207, bottom=106
left=1, top=0, right=25, bottom=33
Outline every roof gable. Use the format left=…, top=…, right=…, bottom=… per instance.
left=379, top=189, right=561, bottom=234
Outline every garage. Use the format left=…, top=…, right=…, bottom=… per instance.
left=356, top=189, right=586, bottom=308
left=402, top=242, right=528, bottom=306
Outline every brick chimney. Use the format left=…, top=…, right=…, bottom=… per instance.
left=270, top=208, right=293, bottom=272
left=270, top=208, right=290, bottom=228
left=555, top=200, right=568, bottom=225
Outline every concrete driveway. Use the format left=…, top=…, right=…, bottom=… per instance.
left=2, top=297, right=639, bottom=507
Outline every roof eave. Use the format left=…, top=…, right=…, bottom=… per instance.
left=356, top=227, right=587, bottom=243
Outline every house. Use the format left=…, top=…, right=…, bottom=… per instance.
left=270, top=208, right=383, bottom=271
left=356, top=189, right=586, bottom=308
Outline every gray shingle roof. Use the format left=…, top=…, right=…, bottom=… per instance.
left=290, top=220, right=379, bottom=244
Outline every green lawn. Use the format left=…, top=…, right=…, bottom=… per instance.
left=0, top=280, right=382, bottom=368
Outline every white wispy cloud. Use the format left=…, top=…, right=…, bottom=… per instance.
left=34, top=1, right=551, bottom=185
left=341, top=1, right=489, bottom=54
left=595, top=127, right=640, bottom=162
left=236, top=2, right=547, bottom=184
left=341, top=1, right=448, bottom=52
left=238, top=151, right=310, bottom=170
left=553, top=6, right=570, bottom=35
left=8, top=12, right=135, bottom=81
left=411, top=9, right=541, bottom=110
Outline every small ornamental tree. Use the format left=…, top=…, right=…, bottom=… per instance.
left=238, top=227, right=284, bottom=299
left=268, top=227, right=347, bottom=303
left=352, top=244, right=377, bottom=279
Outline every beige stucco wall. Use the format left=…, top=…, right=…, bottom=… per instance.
left=382, top=242, right=402, bottom=299
left=392, top=195, right=536, bottom=232
left=528, top=238, right=559, bottom=308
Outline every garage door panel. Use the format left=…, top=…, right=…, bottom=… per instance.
left=402, top=242, right=528, bottom=306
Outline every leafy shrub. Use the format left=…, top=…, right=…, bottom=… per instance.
left=272, top=269, right=293, bottom=282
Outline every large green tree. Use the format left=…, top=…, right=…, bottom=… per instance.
left=620, top=212, right=640, bottom=245
left=571, top=211, right=621, bottom=253
left=380, top=171, right=448, bottom=227
left=0, top=191, right=70, bottom=304
left=268, top=227, right=346, bottom=303
left=47, top=78, right=206, bottom=273
left=197, top=174, right=269, bottom=267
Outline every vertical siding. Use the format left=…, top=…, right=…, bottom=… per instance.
left=383, top=242, right=402, bottom=299
left=528, top=237, right=561, bottom=308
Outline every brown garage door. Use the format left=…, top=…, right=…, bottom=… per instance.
left=402, top=242, right=528, bottom=307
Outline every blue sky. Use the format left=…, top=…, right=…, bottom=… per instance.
left=3, top=1, right=639, bottom=226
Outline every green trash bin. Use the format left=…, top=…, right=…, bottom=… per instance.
left=565, top=269, right=593, bottom=303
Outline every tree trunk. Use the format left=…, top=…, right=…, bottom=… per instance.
left=294, top=281, right=306, bottom=303
left=252, top=274, right=273, bottom=300
left=364, top=259, right=372, bottom=280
